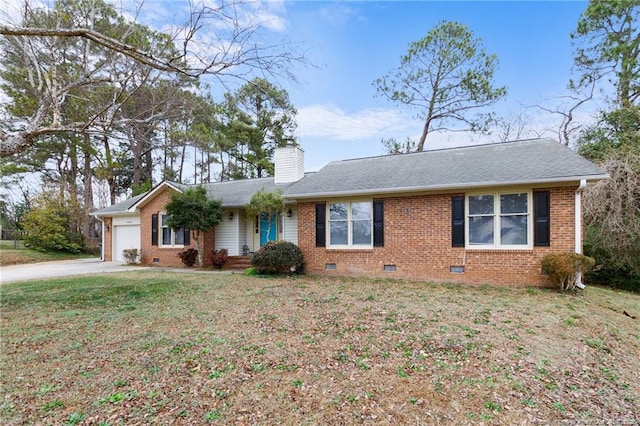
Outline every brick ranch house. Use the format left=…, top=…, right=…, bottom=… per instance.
left=93, top=138, right=608, bottom=286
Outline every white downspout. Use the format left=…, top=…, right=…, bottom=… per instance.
left=575, top=179, right=588, bottom=288
left=95, top=216, right=105, bottom=261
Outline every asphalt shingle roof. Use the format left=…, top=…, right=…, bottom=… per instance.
left=199, top=178, right=292, bottom=207
left=285, top=138, right=608, bottom=198
left=92, top=193, right=146, bottom=214
left=93, top=138, right=607, bottom=215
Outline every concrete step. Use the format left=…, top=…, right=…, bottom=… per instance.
left=224, top=256, right=253, bottom=270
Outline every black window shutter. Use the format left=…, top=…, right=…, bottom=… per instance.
left=534, top=191, right=550, bottom=246
left=151, top=214, right=158, bottom=246
left=315, top=203, right=326, bottom=247
left=373, top=200, right=384, bottom=247
left=451, top=196, right=465, bottom=247
left=184, top=229, right=190, bottom=245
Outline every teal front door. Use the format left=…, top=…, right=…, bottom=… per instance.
left=259, top=213, right=277, bottom=246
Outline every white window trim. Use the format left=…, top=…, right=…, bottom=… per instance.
left=327, top=199, right=374, bottom=249
left=465, top=190, right=533, bottom=249
left=159, top=212, right=186, bottom=248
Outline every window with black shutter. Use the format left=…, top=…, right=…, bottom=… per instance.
left=151, top=214, right=158, bottom=246
left=373, top=200, right=384, bottom=247
left=315, top=203, right=326, bottom=247
left=534, top=191, right=550, bottom=246
left=451, top=196, right=465, bottom=247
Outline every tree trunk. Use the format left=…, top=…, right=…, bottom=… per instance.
left=417, top=118, right=431, bottom=152
left=179, top=143, right=186, bottom=183
left=194, top=231, right=204, bottom=268
left=103, top=134, right=117, bottom=204
left=68, top=139, right=82, bottom=238
left=82, top=133, right=94, bottom=245
left=130, top=127, right=143, bottom=188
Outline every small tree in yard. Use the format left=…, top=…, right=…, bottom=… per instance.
left=245, top=188, right=284, bottom=241
left=165, top=186, right=222, bottom=268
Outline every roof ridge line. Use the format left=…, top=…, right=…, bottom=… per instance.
left=335, top=138, right=553, bottom=163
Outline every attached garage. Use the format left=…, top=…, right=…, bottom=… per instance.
left=112, top=216, right=140, bottom=262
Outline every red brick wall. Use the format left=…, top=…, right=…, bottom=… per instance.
left=298, top=187, right=578, bottom=287
left=103, top=217, right=113, bottom=261
left=138, top=188, right=214, bottom=268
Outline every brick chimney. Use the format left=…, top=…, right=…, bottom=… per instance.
left=274, top=144, right=304, bottom=184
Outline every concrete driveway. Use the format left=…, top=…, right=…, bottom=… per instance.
left=0, top=258, right=153, bottom=284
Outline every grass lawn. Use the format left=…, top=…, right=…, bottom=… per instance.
left=0, top=240, right=93, bottom=266
left=1, top=272, right=639, bottom=425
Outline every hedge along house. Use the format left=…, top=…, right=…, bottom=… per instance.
left=93, top=139, right=607, bottom=286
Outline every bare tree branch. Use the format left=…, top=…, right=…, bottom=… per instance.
left=0, top=26, right=192, bottom=76
left=0, top=0, right=305, bottom=158
left=531, top=77, right=596, bottom=146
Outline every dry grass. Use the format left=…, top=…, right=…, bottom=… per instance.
left=0, top=241, right=92, bottom=266
left=1, top=272, right=639, bottom=425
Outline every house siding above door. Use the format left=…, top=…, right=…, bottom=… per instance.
left=215, top=210, right=240, bottom=256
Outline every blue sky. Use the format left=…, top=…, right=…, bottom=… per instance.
left=0, top=0, right=594, bottom=174
left=264, top=1, right=592, bottom=170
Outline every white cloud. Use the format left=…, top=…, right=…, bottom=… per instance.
left=0, top=0, right=47, bottom=24
left=252, top=0, right=287, bottom=32
left=296, top=104, right=415, bottom=141
left=318, top=3, right=364, bottom=29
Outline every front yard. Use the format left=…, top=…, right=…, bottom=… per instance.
left=0, top=240, right=92, bottom=266
left=1, top=272, right=639, bottom=424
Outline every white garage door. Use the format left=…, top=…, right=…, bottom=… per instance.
left=113, top=225, right=141, bottom=262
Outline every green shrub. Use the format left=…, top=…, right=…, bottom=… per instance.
left=207, top=249, right=228, bottom=269
left=21, top=204, right=82, bottom=253
left=178, top=248, right=198, bottom=267
left=541, top=253, right=595, bottom=291
left=584, top=229, right=640, bottom=292
left=243, top=267, right=259, bottom=276
left=251, top=241, right=304, bottom=275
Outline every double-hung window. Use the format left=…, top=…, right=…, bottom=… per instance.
left=328, top=201, right=372, bottom=248
left=467, top=192, right=530, bottom=248
left=160, top=213, right=185, bottom=247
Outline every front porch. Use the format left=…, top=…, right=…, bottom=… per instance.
left=216, top=207, right=298, bottom=257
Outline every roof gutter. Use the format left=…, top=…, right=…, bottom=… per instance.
left=128, top=181, right=184, bottom=212
left=91, top=210, right=138, bottom=218
left=285, top=174, right=609, bottom=200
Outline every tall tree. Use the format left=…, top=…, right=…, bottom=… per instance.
left=374, top=21, right=507, bottom=152
left=573, top=1, right=640, bottom=288
left=381, top=137, right=417, bottom=155
left=160, top=91, right=220, bottom=184
left=572, top=0, right=640, bottom=110
left=0, top=0, right=304, bottom=158
left=223, top=78, right=297, bottom=178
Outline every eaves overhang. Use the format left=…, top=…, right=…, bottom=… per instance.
left=284, top=173, right=610, bottom=200
left=91, top=210, right=140, bottom=218
left=127, top=181, right=184, bottom=211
